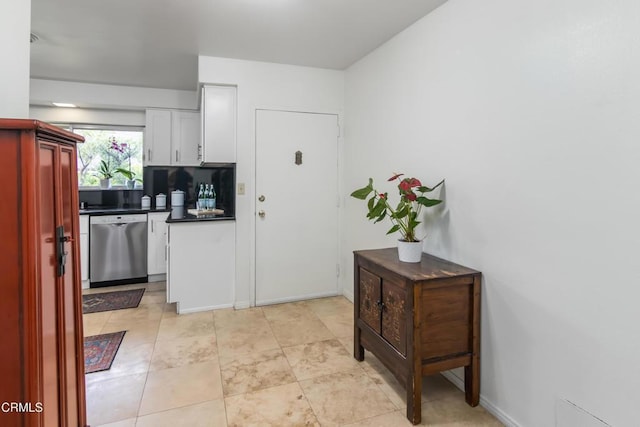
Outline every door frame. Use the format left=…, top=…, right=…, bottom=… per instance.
left=250, top=106, right=344, bottom=307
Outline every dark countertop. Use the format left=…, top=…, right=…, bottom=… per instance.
left=166, top=207, right=235, bottom=223
left=79, top=207, right=170, bottom=215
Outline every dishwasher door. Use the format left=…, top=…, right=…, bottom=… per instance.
left=90, top=214, right=148, bottom=285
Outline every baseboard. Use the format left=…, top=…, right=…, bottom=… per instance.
left=342, top=288, right=354, bottom=303
left=176, top=303, right=233, bottom=314
left=234, top=300, right=251, bottom=310
left=255, top=291, right=340, bottom=306
left=147, top=274, right=166, bottom=283
left=440, top=371, right=520, bottom=427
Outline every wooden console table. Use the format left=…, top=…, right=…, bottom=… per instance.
left=353, top=248, right=481, bottom=424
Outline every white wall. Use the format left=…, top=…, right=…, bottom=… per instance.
left=0, top=0, right=30, bottom=118
left=198, top=56, right=344, bottom=308
left=342, top=0, right=640, bottom=426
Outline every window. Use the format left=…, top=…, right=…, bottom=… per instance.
left=71, top=127, right=144, bottom=187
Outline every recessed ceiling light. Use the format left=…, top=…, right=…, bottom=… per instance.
left=52, top=102, right=77, bottom=108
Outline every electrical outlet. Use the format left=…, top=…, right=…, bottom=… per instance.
left=237, top=182, right=245, bottom=195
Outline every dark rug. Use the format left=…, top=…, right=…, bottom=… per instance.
left=82, top=288, right=145, bottom=314
left=84, top=331, right=126, bottom=374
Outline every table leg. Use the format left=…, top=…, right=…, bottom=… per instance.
left=406, top=373, right=422, bottom=424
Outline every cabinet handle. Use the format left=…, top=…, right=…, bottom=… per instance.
left=175, top=150, right=179, bottom=162
left=151, top=220, right=154, bottom=233
left=148, top=149, right=152, bottom=162
left=377, top=300, right=385, bottom=311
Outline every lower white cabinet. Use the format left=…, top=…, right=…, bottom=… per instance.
left=166, top=220, right=235, bottom=313
left=80, top=215, right=89, bottom=289
left=147, top=212, right=168, bottom=277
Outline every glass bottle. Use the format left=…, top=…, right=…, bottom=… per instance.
left=197, top=184, right=205, bottom=210
left=210, top=184, right=216, bottom=210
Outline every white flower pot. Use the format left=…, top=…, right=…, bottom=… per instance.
left=99, top=178, right=111, bottom=189
left=126, top=179, right=135, bottom=189
left=397, top=240, right=423, bottom=263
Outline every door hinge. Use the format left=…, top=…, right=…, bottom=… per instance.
left=336, top=264, right=341, bottom=277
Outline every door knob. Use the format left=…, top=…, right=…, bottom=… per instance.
left=258, top=195, right=266, bottom=202
left=258, top=210, right=266, bottom=218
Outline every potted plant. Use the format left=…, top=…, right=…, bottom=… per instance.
left=351, top=173, right=444, bottom=262
left=110, top=138, right=139, bottom=189
left=96, top=159, right=114, bottom=189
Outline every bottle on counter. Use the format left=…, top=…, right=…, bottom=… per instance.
left=204, top=184, right=211, bottom=210
left=210, top=184, right=216, bottom=210
left=197, top=184, right=205, bottom=210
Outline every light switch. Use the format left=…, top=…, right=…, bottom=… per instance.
left=237, top=182, right=245, bottom=195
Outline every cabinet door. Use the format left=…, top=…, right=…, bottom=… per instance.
left=147, top=213, right=168, bottom=275
left=359, top=268, right=381, bottom=334
left=202, top=85, right=236, bottom=163
left=80, top=216, right=89, bottom=283
left=381, top=279, right=407, bottom=356
left=145, top=109, right=172, bottom=166
left=172, top=111, right=201, bottom=166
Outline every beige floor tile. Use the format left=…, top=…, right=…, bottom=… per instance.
left=341, top=410, right=414, bottom=427
left=139, top=290, right=168, bottom=306
left=418, top=396, right=504, bottom=426
left=299, top=369, right=397, bottom=426
left=136, top=399, right=227, bottom=427
left=214, top=308, right=280, bottom=358
left=360, top=351, right=409, bottom=409
left=85, top=373, right=146, bottom=426
left=262, top=303, right=334, bottom=347
left=83, top=311, right=112, bottom=336
left=146, top=281, right=167, bottom=292
left=107, top=302, right=165, bottom=323
left=225, top=382, right=319, bottom=427
left=422, top=374, right=466, bottom=403
left=156, top=310, right=215, bottom=341
left=139, top=361, right=224, bottom=416
left=305, top=295, right=353, bottom=318
left=220, top=348, right=296, bottom=396
left=85, top=340, right=154, bottom=385
left=150, top=334, right=217, bottom=371
left=101, top=318, right=160, bottom=344
left=95, top=418, right=137, bottom=427
left=283, top=339, right=360, bottom=381
left=319, top=312, right=353, bottom=338
left=337, top=335, right=355, bottom=355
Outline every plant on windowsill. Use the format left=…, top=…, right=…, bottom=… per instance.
left=96, top=159, right=115, bottom=189
left=110, top=138, right=141, bottom=189
left=350, top=173, right=444, bottom=262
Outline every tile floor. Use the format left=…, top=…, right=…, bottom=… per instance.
left=83, top=282, right=503, bottom=426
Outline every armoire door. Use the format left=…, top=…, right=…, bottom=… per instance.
left=58, top=143, right=83, bottom=427
left=38, top=141, right=61, bottom=426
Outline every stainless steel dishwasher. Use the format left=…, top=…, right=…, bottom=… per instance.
left=90, top=214, right=148, bottom=286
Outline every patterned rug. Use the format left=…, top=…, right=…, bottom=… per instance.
left=82, top=288, right=145, bottom=314
left=84, top=331, right=126, bottom=374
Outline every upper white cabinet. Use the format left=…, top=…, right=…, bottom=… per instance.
left=145, top=109, right=200, bottom=166
left=201, top=85, right=237, bottom=163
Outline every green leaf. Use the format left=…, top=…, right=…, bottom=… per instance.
left=394, top=205, right=409, bottom=219
left=417, top=197, right=443, bottom=207
left=367, top=196, right=375, bottom=211
left=369, top=198, right=386, bottom=218
left=374, top=210, right=386, bottom=224
left=350, top=185, right=373, bottom=200
left=386, top=224, right=401, bottom=235
left=417, top=179, right=444, bottom=193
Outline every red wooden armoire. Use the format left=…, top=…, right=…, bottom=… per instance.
left=0, top=119, right=88, bottom=427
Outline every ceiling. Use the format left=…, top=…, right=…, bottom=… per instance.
left=30, top=0, right=446, bottom=91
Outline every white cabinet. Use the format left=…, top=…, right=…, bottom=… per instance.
left=166, top=221, right=235, bottom=313
left=147, top=212, right=168, bottom=277
left=201, top=85, right=237, bottom=163
left=144, top=109, right=172, bottom=166
left=79, top=215, right=89, bottom=289
left=145, top=109, right=200, bottom=166
left=172, top=111, right=200, bottom=166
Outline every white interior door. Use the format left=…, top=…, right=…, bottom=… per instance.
left=255, top=109, right=339, bottom=305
